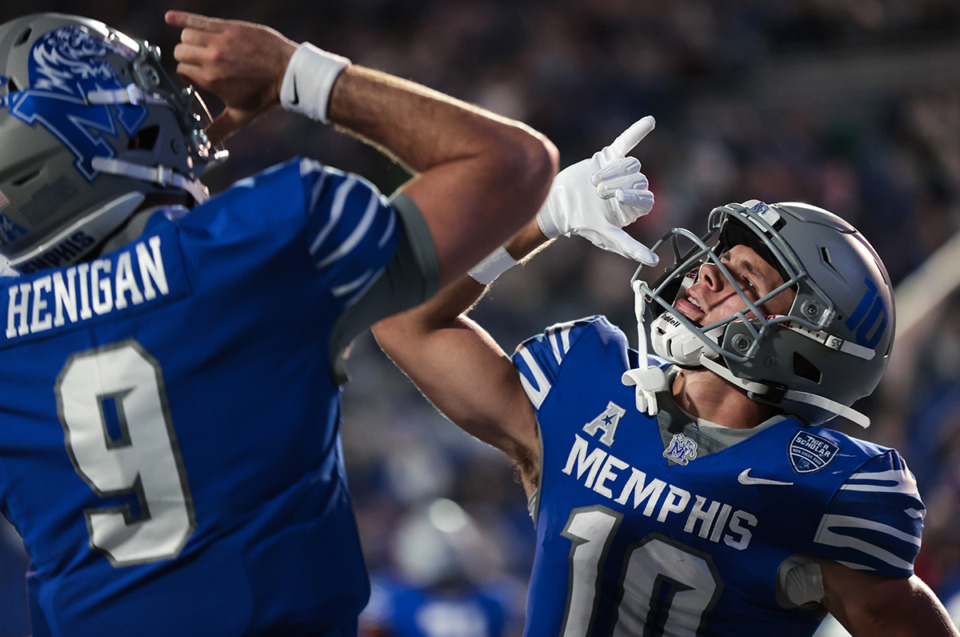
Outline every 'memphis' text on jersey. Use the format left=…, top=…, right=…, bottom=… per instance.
left=6, top=235, right=169, bottom=340
left=562, top=432, right=758, bottom=550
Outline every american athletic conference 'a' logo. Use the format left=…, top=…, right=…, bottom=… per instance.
left=3, top=25, right=148, bottom=181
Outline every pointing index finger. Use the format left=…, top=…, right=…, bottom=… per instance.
left=165, top=11, right=221, bottom=31
left=608, top=116, right=656, bottom=157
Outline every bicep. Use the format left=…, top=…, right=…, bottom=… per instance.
left=821, top=562, right=958, bottom=636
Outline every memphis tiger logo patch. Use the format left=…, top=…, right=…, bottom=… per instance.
left=663, top=432, right=698, bottom=466
left=788, top=431, right=839, bottom=474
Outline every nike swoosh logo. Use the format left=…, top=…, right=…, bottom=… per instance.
left=291, top=77, right=300, bottom=105
left=738, top=469, right=794, bottom=487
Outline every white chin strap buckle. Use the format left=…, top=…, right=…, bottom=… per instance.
left=622, top=366, right=667, bottom=417
left=622, top=281, right=669, bottom=416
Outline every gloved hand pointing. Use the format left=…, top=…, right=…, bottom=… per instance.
left=536, top=116, right=658, bottom=265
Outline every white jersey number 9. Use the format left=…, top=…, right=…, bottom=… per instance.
left=57, top=340, right=195, bottom=566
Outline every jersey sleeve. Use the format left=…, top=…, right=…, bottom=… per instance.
left=299, top=159, right=405, bottom=309
left=812, top=450, right=925, bottom=578
left=511, top=316, right=621, bottom=410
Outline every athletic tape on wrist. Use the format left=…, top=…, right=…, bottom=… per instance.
left=280, top=42, right=351, bottom=123
left=468, top=246, right=518, bottom=285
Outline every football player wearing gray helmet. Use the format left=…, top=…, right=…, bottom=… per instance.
left=0, top=10, right=556, bottom=636
left=375, top=120, right=957, bottom=636
left=0, top=13, right=222, bottom=274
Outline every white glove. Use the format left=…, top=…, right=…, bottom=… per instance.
left=536, top=116, right=658, bottom=266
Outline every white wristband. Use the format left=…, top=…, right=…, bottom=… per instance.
left=280, top=42, right=351, bottom=123
left=468, top=246, right=518, bottom=285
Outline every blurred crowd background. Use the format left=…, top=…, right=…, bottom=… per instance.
left=2, top=1, right=960, bottom=635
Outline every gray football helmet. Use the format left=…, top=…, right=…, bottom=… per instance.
left=632, top=200, right=895, bottom=427
left=0, top=13, right=223, bottom=273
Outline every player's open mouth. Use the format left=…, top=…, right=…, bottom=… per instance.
left=675, top=294, right=704, bottom=325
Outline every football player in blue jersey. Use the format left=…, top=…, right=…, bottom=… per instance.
left=374, top=117, right=959, bottom=636
left=0, top=10, right=556, bottom=637
left=360, top=499, right=521, bottom=637
left=361, top=576, right=516, bottom=637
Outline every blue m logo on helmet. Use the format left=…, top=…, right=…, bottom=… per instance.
left=844, top=278, right=889, bottom=349
left=4, top=25, right=147, bottom=181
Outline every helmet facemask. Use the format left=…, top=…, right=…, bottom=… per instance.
left=85, top=31, right=223, bottom=201
left=641, top=202, right=817, bottom=365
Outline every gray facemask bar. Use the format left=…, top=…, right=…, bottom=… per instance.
left=125, top=35, right=221, bottom=164
left=85, top=33, right=227, bottom=191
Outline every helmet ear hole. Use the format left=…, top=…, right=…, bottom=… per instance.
left=12, top=169, right=41, bottom=187
left=792, top=352, right=821, bottom=384
left=128, top=125, right=160, bottom=151
left=14, top=27, right=31, bottom=46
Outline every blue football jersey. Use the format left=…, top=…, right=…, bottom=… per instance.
left=362, top=576, right=514, bottom=637
left=511, top=316, right=925, bottom=637
left=0, top=158, right=424, bottom=636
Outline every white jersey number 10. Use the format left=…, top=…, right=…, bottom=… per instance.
left=560, top=506, right=723, bottom=636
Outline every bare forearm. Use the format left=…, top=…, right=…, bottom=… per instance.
left=505, top=216, right=553, bottom=263
left=165, top=11, right=557, bottom=289
left=328, top=66, right=538, bottom=174
left=372, top=219, right=549, bottom=469
left=329, top=67, right=556, bottom=286
left=380, top=217, right=552, bottom=331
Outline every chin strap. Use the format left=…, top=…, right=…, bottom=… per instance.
left=621, top=280, right=669, bottom=416
left=697, top=355, right=770, bottom=394
left=87, top=85, right=167, bottom=107
left=698, top=354, right=871, bottom=428
left=782, top=389, right=871, bottom=428
left=86, top=83, right=219, bottom=206
left=91, top=157, right=209, bottom=205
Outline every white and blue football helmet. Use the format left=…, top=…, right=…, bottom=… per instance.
left=0, top=13, right=224, bottom=273
left=631, top=200, right=895, bottom=427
